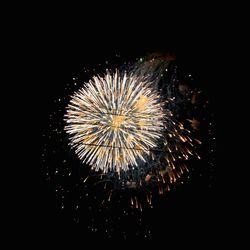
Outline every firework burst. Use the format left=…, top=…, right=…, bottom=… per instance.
left=42, top=52, right=215, bottom=239
left=65, top=71, right=165, bottom=174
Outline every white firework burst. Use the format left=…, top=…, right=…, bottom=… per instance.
left=65, top=71, right=165, bottom=173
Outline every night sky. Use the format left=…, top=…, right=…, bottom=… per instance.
left=30, top=23, right=224, bottom=243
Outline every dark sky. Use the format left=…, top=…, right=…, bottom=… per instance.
left=22, top=21, right=225, bottom=243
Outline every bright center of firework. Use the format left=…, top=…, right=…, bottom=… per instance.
left=65, top=71, right=165, bottom=173
left=111, top=115, right=125, bottom=128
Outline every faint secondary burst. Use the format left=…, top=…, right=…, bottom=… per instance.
left=65, top=71, right=165, bottom=174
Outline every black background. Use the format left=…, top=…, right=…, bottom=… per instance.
left=16, top=10, right=227, bottom=244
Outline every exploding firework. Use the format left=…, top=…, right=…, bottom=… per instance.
left=65, top=71, right=166, bottom=174
left=64, top=58, right=203, bottom=210
left=43, top=51, right=215, bottom=235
